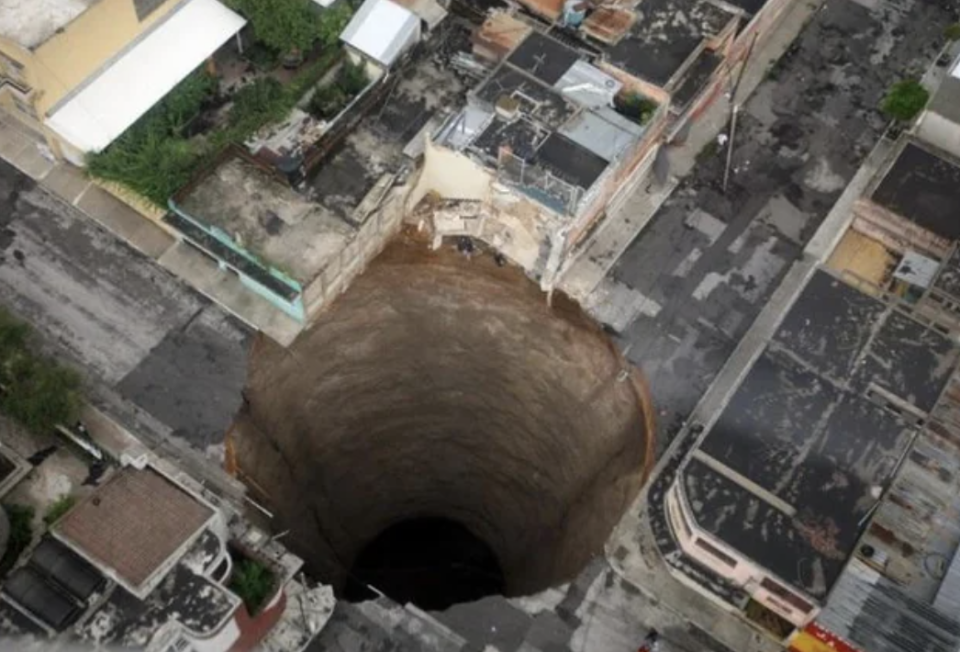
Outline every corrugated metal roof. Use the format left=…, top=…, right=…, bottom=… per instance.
left=894, top=250, right=940, bottom=288
left=559, top=108, right=641, bottom=162
left=817, top=558, right=960, bottom=652
left=436, top=104, right=495, bottom=150
left=554, top=60, right=622, bottom=109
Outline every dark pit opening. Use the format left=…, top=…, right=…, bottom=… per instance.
left=344, top=518, right=505, bottom=610
left=231, top=234, right=654, bottom=611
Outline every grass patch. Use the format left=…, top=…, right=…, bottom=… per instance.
left=945, top=23, right=960, bottom=42
left=43, top=494, right=75, bottom=526
left=229, top=557, right=277, bottom=613
left=0, top=504, right=35, bottom=577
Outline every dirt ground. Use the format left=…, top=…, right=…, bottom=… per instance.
left=229, top=231, right=654, bottom=599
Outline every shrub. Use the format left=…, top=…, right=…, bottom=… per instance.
left=309, top=84, right=348, bottom=119
left=88, top=128, right=203, bottom=207
left=87, top=69, right=216, bottom=205
left=881, top=79, right=930, bottom=122
left=229, top=558, right=276, bottom=613
left=0, top=504, right=34, bottom=576
left=158, top=71, right=219, bottom=133
left=43, top=495, right=75, bottom=526
left=945, top=23, right=960, bottom=41
left=308, top=59, right=368, bottom=119
left=3, top=355, right=82, bottom=436
left=615, top=93, right=658, bottom=125
left=0, top=308, right=82, bottom=435
left=228, top=78, right=288, bottom=132
left=336, top=59, right=368, bottom=96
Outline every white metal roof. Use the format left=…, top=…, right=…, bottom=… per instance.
left=893, top=250, right=939, bottom=289
left=554, top=60, right=622, bottom=110
left=45, top=0, right=245, bottom=154
left=340, top=0, right=420, bottom=67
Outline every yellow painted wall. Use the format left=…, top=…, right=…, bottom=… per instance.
left=26, top=0, right=183, bottom=116
left=0, top=86, right=44, bottom=132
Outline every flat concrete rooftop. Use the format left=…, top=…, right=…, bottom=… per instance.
left=179, top=156, right=356, bottom=284
left=872, top=141, right=960, bottom=241
left=304, top=30, right=468, bottom=215
left=604, top=0, right=733, bottom=87
left=685, top=270, right=960, bottom=598
left=0, top=0, right=99, bottom=49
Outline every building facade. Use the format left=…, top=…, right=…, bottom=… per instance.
left=0, top=0, right=245, bottom=165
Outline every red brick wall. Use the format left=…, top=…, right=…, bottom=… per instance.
left=229, top=589, right=287, bottom=652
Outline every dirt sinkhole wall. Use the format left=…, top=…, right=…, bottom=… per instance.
left=229, top=232, right=654, bottom=611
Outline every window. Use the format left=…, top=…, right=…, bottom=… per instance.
left=165, top=636, right=193, bottom=652
left=694, top=537, right=737, bottom=567
left=133, top=0, right=166, bottom=21
left=760, top=577, right=813, bottom=614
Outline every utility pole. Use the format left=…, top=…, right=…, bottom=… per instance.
left=722, top=32, right=760, bottom=194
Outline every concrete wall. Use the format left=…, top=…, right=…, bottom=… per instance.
left=410, top=139, right=494, bottom=206
left=916, top=112, right=960, bottom=160
left=302, top=186, right=408, bottom=322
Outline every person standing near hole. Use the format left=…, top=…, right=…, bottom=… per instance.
left=638, top=629, right=660, bottom=652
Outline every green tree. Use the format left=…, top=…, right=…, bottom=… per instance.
left=945, top=23, right=960, bottom=41
left=3, top=355, right=82, bottom=436
left=231, top=0, right=321, bottom=54
left=0, top=308, right=82, bottom=435
left=317, top=2, right=354, bottom=48
left=881, top=79, right=930, bottom=122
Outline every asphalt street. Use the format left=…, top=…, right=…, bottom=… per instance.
left=0, top=159, right=251, bottom=455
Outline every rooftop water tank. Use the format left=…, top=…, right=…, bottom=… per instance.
left=563, top=0, right=587, bottom=27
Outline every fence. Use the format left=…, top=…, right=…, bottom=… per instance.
left=497, top=149, right=581, bottom=216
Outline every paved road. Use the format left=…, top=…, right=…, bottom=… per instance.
left=0, top=159, right=250, bottom=454
left=611, top=0, right=957, bottom=450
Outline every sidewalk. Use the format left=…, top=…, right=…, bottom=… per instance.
left=0, top=113, right=302, bottom=346
left=559, top=0, right=825, bottom=306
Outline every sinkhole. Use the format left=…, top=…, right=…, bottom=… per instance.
left=228, top=232, right=655, bottom=610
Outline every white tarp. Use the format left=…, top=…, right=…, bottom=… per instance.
left=340, top=0, right=420, bottom=68
left=46, top=0, right=245, bottom=154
